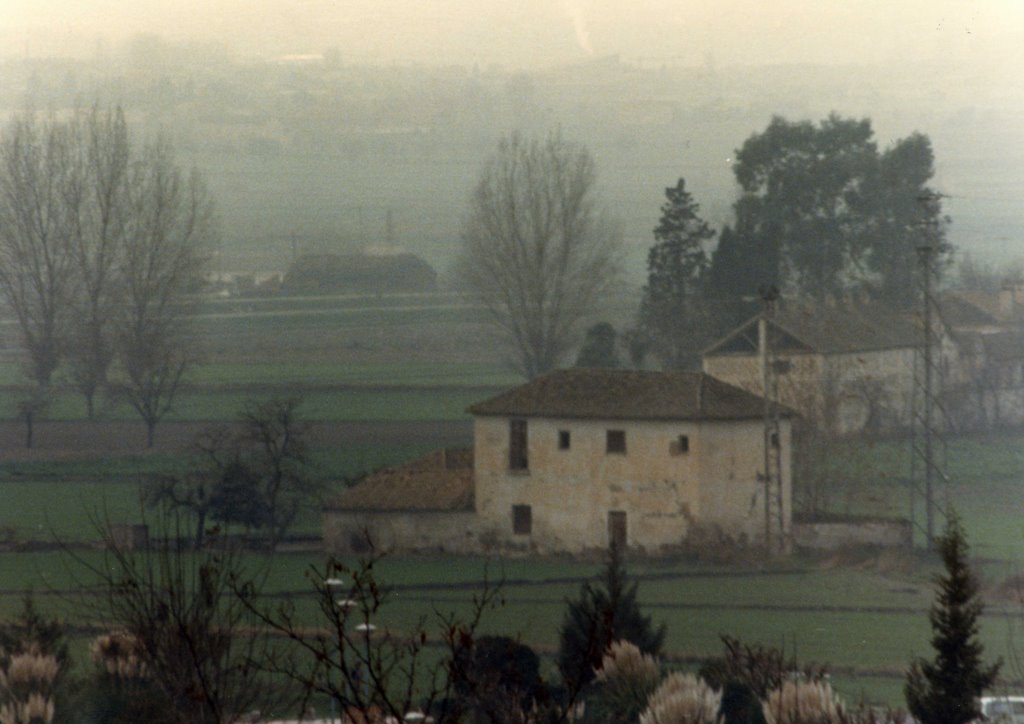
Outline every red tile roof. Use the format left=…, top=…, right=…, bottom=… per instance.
left=326, top=448, right=473, bottom=512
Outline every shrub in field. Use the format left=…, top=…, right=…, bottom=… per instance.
left=452, top=635, right=548, bottom=722
left=639, top=672, right=719, bottom=724
left=717, top=681, right=767, bottom=724
left=699, top=635, right=800, bottom=700
left=591, top=640, right=662, bottom=723
left=558, top=542, right=666, bottom=693
left=149, top=396, right=320, bottom=549
left=762, top=679, right=846, bottom=724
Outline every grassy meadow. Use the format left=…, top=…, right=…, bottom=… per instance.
left=0, top=291, right=1023, bottom=708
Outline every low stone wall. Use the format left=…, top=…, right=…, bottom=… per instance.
left=792, top=517, right=911, bottom=551
left=323, top=510, right=480, bottom=555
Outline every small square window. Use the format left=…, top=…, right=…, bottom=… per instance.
left=606, top=430, right=626, bottom=454
left=512, top=504, right=532, bottom=535
left=558, top=430, right=571, bottom=450
left=670, top=435, right=690, bottom=455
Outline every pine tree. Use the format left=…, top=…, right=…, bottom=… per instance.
left=557, top=542, right=666, bottom=693
left=637, top=178, right=714, bottom=369
left=905, top=513, right=1000, bottom=724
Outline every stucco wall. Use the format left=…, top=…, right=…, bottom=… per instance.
left=323, top=510, right=479, bottom=555
left=473, top=415, right=791, bottom=554
left=705, top=348, right=917, bottom=434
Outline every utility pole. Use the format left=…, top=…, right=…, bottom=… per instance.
left=759, top=285, right=784, bottom=555
left=910, top=191, right=949, bottom=550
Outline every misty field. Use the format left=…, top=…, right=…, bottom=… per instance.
left=0, top=294, right=1023, bottom=708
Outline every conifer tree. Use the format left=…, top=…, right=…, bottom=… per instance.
left=637, top=178, right=714, bottom=369
left=557, top=542, right=665, bottom=693
left=905, top=513, right=1000, bottom=724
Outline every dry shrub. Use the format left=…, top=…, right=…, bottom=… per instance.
left=593, top=640, right=662, bottom=722
left=763, top=679, right=846, bottom=724
left=639, top=672, right=720, bottom=724
left=0, top=647, right=59, bottom=724
left=90, top=630, right=148, bottom=680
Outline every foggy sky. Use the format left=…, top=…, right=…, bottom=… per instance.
left=3, top=0, right=1023, bottom=71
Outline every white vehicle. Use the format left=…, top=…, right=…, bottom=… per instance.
left=980, top=696, right=1024, bottom=723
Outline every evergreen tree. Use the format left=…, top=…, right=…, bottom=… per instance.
left=557, top=542, right=666, bottom=693
left=575, top=322, right=620, bottom=368
left=707, top=114, right=948, bottom=308
left=637, top=178, right=714, bottom=369
left=905, top=513, right=1000, bottom=724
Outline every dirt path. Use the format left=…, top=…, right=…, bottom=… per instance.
left=0, top=419, right=472, bottom=460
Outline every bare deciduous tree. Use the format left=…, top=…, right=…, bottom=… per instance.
left=232, top=547, right=505, bottom=723
left=0, top=106, right=212, bottom=447
left=149, top=398, right=317, bottom=550
left=459, top=130, right=621, bottom=379
left=113, top=138, right=212, bottom=447
left=67, top=105, right=131, bottom=419
left=0, top=114, right=80, bottom=445
left=69, top=516, right=293, bottom=724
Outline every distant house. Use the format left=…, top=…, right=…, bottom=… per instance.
left=941, top=291, right=1024, bottom=428
left=282, top=252, right=437, bottom=295
left=701, top=303, right=939, bottom=434
left=325, top=370, right=793, bottom=556
left=468, top=369, right=792, bottom=554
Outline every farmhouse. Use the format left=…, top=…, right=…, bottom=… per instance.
left=701, top=303, right=934, bottom=434
left=324, top=369, right=793, bottom=556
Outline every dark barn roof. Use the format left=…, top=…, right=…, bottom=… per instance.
left=468, top=369, right=785, bottom=422
left=704, top=303, right=921, bottom=358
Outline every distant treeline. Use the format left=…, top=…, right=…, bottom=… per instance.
left=282, top=252, right=438, bottom=295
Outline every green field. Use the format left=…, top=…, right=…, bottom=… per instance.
left=0, top=294, right=1022, bottom=709
left=2, top=548, right=1021, bottom=708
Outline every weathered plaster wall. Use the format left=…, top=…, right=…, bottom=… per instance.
left=473, top=415, right=790, bottom=554
left=323, top=510, right=479, bottom=555
left=696, top=418, right=792, bottom=544
left=705, top=348, right=919, bottom=433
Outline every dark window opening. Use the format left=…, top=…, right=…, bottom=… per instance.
left=770, top=431, right=780, bottom=448
left=608, top=511, right=627, bottom=549
left=671, top=435, right=690, bottom=455
left=513, top=505, right=532, bottom=535
left=558, top=430, right=571, bottom=450
left=509, top=419, right=528, bottom=470
left=606, top=429, right=626, bottom=454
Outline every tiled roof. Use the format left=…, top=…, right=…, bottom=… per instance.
left=468, top=369, right=783, bottom=421
left=326, top=448, right=473, bottom=512
left=938, top=293, right=999, bottom=329
left=705, top=302, right=920, bottom=357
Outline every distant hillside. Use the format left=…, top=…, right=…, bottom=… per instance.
left=282, top=253, right=438, bottom=295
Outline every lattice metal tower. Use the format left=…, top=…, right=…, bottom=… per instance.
left=909, top=192, right=951, bottom=550
left=759, top=285, right=786, bottom=555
